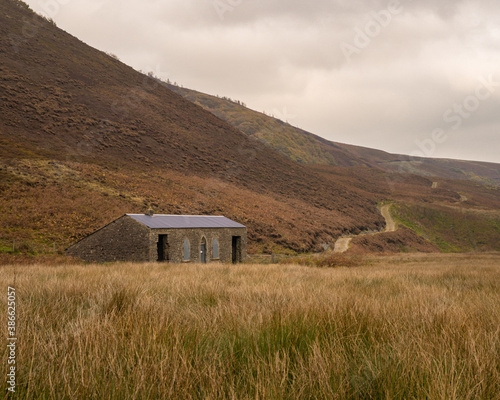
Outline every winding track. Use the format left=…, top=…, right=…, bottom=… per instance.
left=380, top=204, right=396, bottom=232
left=333, top=204, right=396, bottom=254
left=333, top=237, right=352, bottom=253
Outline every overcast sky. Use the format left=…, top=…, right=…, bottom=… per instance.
left=24, top=0, right=500, bottom=163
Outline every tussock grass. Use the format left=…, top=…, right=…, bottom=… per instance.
left=1, top=254, right=499, bottom=399
left=282, top=253, right=364, bottom=268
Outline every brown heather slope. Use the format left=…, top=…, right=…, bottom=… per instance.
left=168, top=85, right=500, bottom=186
left=0, top=0, right=388, bottom=255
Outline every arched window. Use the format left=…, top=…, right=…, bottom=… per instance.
left=212, top=238, right=219, bottom=259
left=183, top=238, right=190, bottom=261
left=200, top=237, right=207, bottom=263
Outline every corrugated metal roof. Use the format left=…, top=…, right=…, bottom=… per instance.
left=127, top=214, right=246, bottom=229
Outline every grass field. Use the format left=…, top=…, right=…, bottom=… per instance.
left=1, top=254, right=499, bottom=399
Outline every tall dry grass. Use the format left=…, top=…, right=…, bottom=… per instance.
left=1, top=254, right=499, bottom=399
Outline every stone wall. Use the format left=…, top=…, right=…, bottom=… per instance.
left=66, top=215, right=150, bottom=263
left=147, top=227, right=247, bottom=263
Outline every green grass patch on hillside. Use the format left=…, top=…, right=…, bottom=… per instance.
left=168, top=85, right=342, bottom=166
left=393, top=203, right=500, bottom=252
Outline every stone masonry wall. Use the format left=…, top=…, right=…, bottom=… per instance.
left=66, top=215, right=150, bottom=263
left=148, top=227, right=247, bottom=263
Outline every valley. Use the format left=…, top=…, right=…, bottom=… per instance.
left=0, top=0, right=499, bottom=261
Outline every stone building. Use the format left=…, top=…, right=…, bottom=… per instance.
left=66, top=213, right=247, bottom=264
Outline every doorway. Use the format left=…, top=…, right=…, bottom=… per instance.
left=157, top=234, right=169, bottom=262
left=200, top=237, right=207, bottom=263
left=232, top=236, right=241, bottom=264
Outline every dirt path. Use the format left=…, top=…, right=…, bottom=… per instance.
left=333, top=237, right=352, bottom=253
left=333, top=204, right=396, bottom=253
left=433, top=181, right=469, bottom=203
left=380, top=204, right=396, bottom=232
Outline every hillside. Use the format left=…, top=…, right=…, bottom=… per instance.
left=167, top=85, right=500, bottom=186
left=1, top=0, right=499, bottom=259
left=165, top=86, right=500, bottom=254
left=0, top=0, right=386, bottom=255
